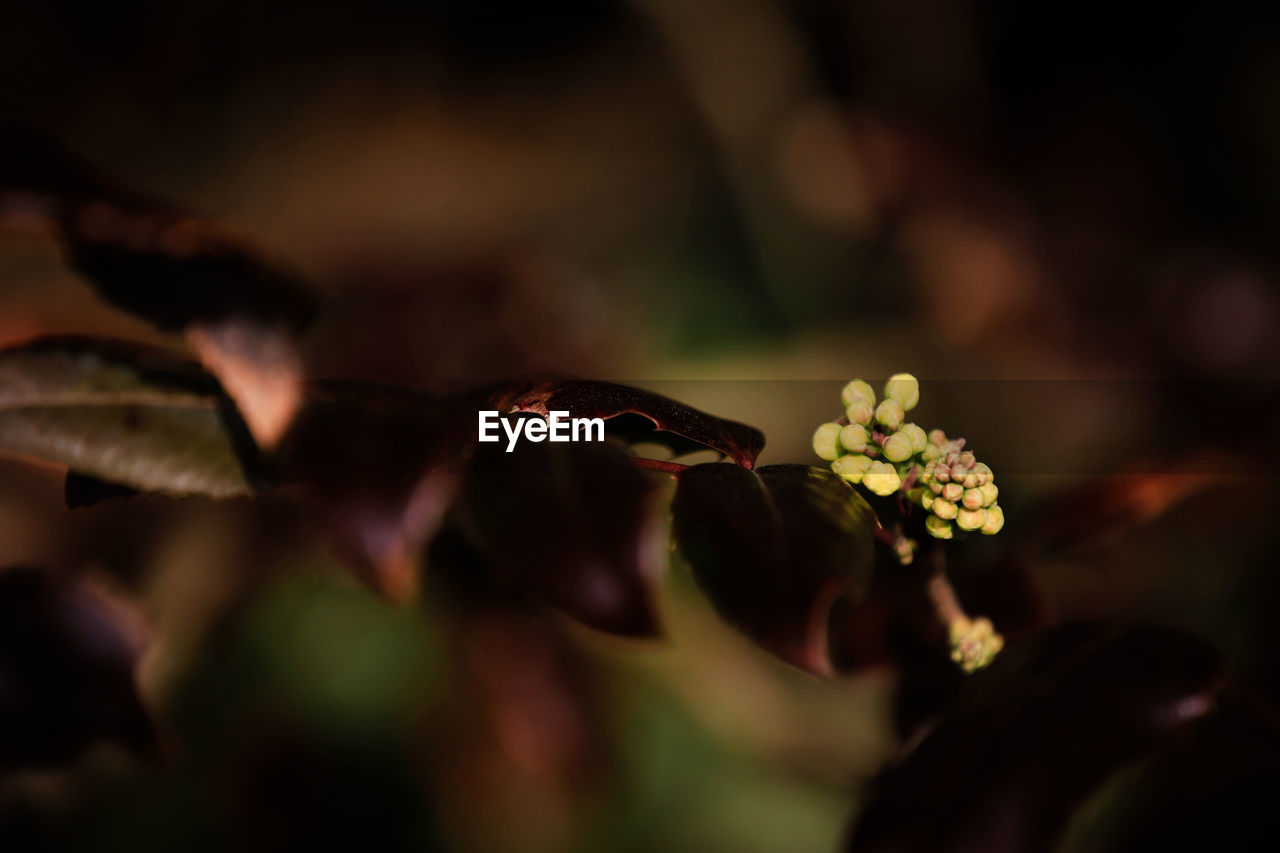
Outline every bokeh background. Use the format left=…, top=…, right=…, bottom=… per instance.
left=2, top=2, right=1280, bottom=851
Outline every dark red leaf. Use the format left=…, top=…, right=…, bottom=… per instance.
left=845, top=623, right=1227, bottom=853
left=492, top=379, right=765, bottom=467
left=670, top=463, right=877, bottom=674
left=440, top=426, right=664, bottom=637
left=0, top=566, right=154, bottom=772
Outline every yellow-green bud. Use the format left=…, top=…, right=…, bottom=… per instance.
left=812, top=422, right=843, bottom=461
left=900, top=423, right=928, bottom=454
left=950, top=616, right=1003, bottom=672
left=839, top=423, right=869, bottom=452
left=883, top=430, right=915, bottom=463
left=973, top=463, right=993, bottom=483
left=962, top=488, right=984, bottom=510
left=832, top=453, right=873, bottom=484
left=907, top=486, right=927, bottom=504
left=875, top=399, right=904, bottom=431
left=934, top=465, right=951, bottom=484
left=932, top=499, right=958, bottom=520
left=979, top=482, right=998, bottom=507
left=884, top=373, right=920, bottom=411
left=863, top=461, right=901, bottom=496
left=925, top=515, right=953, bottom=539
left=929, top=481, right=943, bottom=495
left=928, top=429, right=947, bottom=446
left=942, top=482, right=963, bottom=502
left=956, top=507, right=986, bottom=531
left=962, top=472, right=978, bottom=489
left=841, top=379, right=875, bottom=409
left=845, top=401, right=874, bottom=426
left=921, top=491, right=935, bottom=511
left=981, top=505, right=1004, bottom=535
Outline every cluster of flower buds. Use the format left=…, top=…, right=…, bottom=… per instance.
left=949, top=615, right=1004, bottom=672
left=908, top=430, right=1004, bottom=540
left=813, top=374, right=1005, bottom=540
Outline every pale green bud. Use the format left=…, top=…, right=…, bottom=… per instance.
left=925, top=515, right=953, bottom=539
left=974, top=463, right=993, bottom=483
left=832, top=453, right=873, bottom=484
left=874, top=399, right=905, bottom=431
left=845, top=401, right=874, bottom=426
left=962, top=488, right=984, bottom=510
left=883, top=430, right=915, bottom=463
left=981, top=505, right=1005, bottom=535
left=942, top=482, right=963, bottom=503
left=932, top=499, right=958, bottom=520
left=921, top=491, right=935, bottom=511
left=840, top=423, right=870, bottom=452
left=841, top=379, right=876, bottom=409
left=884, top=373, right=920, bottom=411
left=906, top=487, right=927, bottom=505
left=929, top=481, right=944, bottom=495
left=900, top=423, right=928, bottom=454
left=928, top=429, right=948, bottom=446
left=956, top=507, right=987, bottom=531
left=979, top=482, right=999, bottom=507
left=812, top=422, right=843, bottom=461
left=863, top=461, right=901, bottom=496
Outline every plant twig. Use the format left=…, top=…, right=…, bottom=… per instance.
left=633, top=457, right=690, bottom=475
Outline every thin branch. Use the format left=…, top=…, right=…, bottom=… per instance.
left=924, top=546, right=967, bottom=626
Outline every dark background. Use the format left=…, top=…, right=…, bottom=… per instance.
left=2, top=3, right=1279, bottom=851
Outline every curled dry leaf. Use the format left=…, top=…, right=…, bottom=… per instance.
left=492, top=378, right=765, bottom=467
left=671, top=463, right=877, bottom=675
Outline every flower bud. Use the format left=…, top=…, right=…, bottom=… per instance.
left=874, top=399, right=905, bottom=431
left=812, top=422, right=843, bottom=461
left=883, top=430, right=915, bottom=463
left=841, top=379, right=875, bottom=409
left=929, top=481, right=943, bottom=495
left=973, top=463, right=993, bottom=483
left=831, top=453, right=873, bottom=484
left=839, top=423, right=869, bottom=453
left=920, top=491, right=935, bottom=511
left=863, top=461, right=901, bottom=496
left=933, top=465, right=951, bottom=484
left=956, top=507, right=986, bottom=531
left=884, top=373, right=920, bottom=411
left=962, top=488, right=984, bottom=510
left=958, top=451, right=976, bottom=469
left=942, top=482, right=963, bottom=502
left=900, top=423, right=928, bottom=454
left=928, top=429, right=948, bottom=447
left=845, top=401, right=874, bottom=426
left=932, top=499, right=957, bottom=520
left=949, top=616, right=1003, bottom=672
left=925, top=515, right=953, bottom=539
left=981, top=505, right=1004, bottom=535
left=979, top=482, right=998, bottom=507
left=906, top=487, right=927, bottom=505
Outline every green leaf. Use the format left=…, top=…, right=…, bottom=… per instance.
left=0, top=339, right=255, bottom=498
left=671, top=463, right=877, bottom=674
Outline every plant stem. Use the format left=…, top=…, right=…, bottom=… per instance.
left=633, top=457, right=690, bottom=475
left=924, top=546, right=967, bottom=626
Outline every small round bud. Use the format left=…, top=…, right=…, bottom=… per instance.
left=841, top=379, right=876, bottom=409
left=979, top=482, right=999, bottom=507
left=932, top=499, right=958, bottom=520
left=949, top=616, right=1003, bottom=672
left=922, top=443, right=942, bottom=462
left=934, top=465, right=951, bottom=484
left=906, top=487, right=927, bottom=505
left=900, top=423, right=928, bottom=454
left=812, top=423, right=843, bottom=461
left=863, top=461, right=901, bottom=496
left=839, top=423, right=869, bottom=453
left=958, top=451, right=975, bottom=469
left=920, top=491, right=935, bottom=511
left=845, top=401, right=874, bottom=426
left=929, top=481, right=943, bottom=495
left=942, top=482, right=963, bottom=502
left=956, top=507, right=986, bottom=531
left=981, top=505, right=1004, bottom=535
left=832, top=453, right=873, bottom=484
left=894, top=536, right=917, bottom=565
left=928, top=429, right=947, bottom=446
left=962, top=472, right=978, bottom=489
left=962, top=488, right=984, bottom=510
left=973, top=463, right=993, bottom=483
left=925, top=515, right=953, bottom=539
left=884, top=373, right=920, bottom=411
left=883, top=430, right=915, bottom=463
left=874, top=399, right=905, bottom=432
